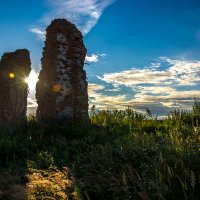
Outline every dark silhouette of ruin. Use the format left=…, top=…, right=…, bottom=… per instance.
left=0, top=49, right=31, bottom=124
left=0, top=19, right=89, bottom=125
left=36, top=19, right=89, bottom=121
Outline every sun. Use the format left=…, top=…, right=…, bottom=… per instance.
left=25, top=70, right=39, bottom=91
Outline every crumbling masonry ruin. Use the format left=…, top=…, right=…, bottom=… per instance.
left=36, top=19, right=89, bottom=121
left=0, top=49, right=31, bottom=124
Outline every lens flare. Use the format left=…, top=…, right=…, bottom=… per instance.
left=9, top=73, right=15, bottom=78
left=25, top=77, right=29, bottom=83
left=52, top=84, right=61, bottom=93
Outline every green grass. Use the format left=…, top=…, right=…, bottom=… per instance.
left=0, top=100, right=200, bottom=199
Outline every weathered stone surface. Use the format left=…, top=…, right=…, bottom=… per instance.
left=36, top=19, right=88, bottom=121
left=0, top=49, right=31, bottom=124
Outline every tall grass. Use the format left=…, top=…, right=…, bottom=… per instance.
left=0, top=99, right=200, bottom=199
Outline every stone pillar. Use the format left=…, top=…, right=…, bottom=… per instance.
left=36, top=19, right=88, bottom=121
left=0, top=49, right=31, bottom=124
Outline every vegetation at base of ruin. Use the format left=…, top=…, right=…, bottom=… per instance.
left=0, top=99, right=200, bottom=199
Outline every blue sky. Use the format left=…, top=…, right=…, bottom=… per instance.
left=0, top=0, right=200, bottom=116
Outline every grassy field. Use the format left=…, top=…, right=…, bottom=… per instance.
left=0, top=99, right=200, bottom=199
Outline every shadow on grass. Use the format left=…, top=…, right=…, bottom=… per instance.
left=0, top=173, right=28, bottom=199
left=0, top=118, right=91, bottom=199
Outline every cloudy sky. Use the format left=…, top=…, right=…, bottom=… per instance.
left=0, top=0, right=200, bottom=117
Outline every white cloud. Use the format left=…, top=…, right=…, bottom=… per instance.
left=29, top=28, right=46, bottom=40
left=27, top=98, right=38, bottom=108
left=85, top=54, right=99, bottom=63
left=98, top=68, right=172, bottom=86
left=165, top=58, right=200, bottom=85
left=88, top=83, right=105, bottom=95
left=88, top=83, right=126, bottom=110
left=85, top=53, right=106, bottom=63
left=106, top=88, right=121, bottom=92
left=98, top=58, right=200, bottom=87
left=30, top=0, right=115, bottom=39
left=27, top=97, right=37, bottom=116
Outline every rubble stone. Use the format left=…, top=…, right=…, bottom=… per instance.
left=36, top=19, right=88, bottom=121
left=0, top=49, right=31, bottom=124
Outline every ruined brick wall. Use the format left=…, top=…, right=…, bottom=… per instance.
left=0, top=49, right=31, bottom=124
left=36, top=19, right=88, bottom=121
